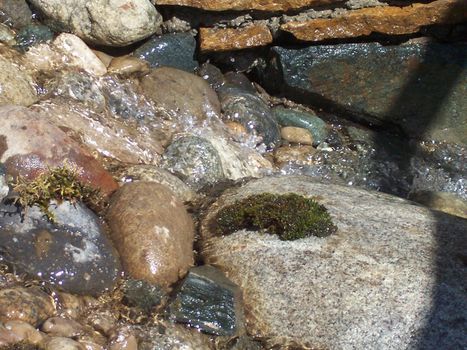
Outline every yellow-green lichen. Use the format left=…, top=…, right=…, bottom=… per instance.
left=9, top=163, right=103, bottom=222
left=214, top=193, right=337, bottom=240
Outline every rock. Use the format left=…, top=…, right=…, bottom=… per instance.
left=0, top=55, right=37, bottom=106
left=219, top=89, right=281, bottom=149
left=0, top=105, right=119, bottom=197
left=43, top=337, right=85, bottom=350
left=122, top=279, right=165, bottom=312
left=0, top=287, right=55, bottom=326
left=137, top=322, right=215, bottom=349
left=87, top=311, right=117, bottom=336
left=168, top=266, right=244, bottom=336
left=0, top=24, right=15, bottom=45
left=199, top=25, right=273, bottom=52
left=56, top=293, right=84, bottom=319
left=281, top=0, right=467, bottom=41
left=273, top=145, right=317, bottom=166
left=0, top=0, right=32, bottom=28
left=115, top=165, right=197, bottom=202
left=198, top=63, right=225, bottom=91
left=106, top=182, right=195, bottom=288
left=162, top=136, right=224, bottom=190
left=4, top=320, right=45, bottom=345
left=108, top=327, right=137, bottom=350
left=20, top=42, right=64, bottom=75
left=0, top=201, right=122, bottom=295
left=281, top=126, right=313, bottom=145
left=92, top=50, right=113, bottom=68
left=108, top=55, right=150, bottom=77
left=32, top=100, right=163, bottom=165
left=140, top=67, right=221, bottom=122
left=14, top=24, right=54, bottom=52
left=265, top=41, right=467, bottom=144
left=409, top=190, right=467, bottom=219
left=134, top=32, right=197, bottom=72
left=42, top=317, right=84, bottom=337
left=28, top=0, right=162, bottom=46
left=153, top=0, right=336, bottom=11
left=273, top=106, right=329, bottom=145
left=200, top=176, right=467, bottom=349
left=53, top=34, right=107, bottom=76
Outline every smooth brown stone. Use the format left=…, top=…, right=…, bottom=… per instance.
left=154, top=0, right=336, bottom=11
left=200, top=25, right=273, bottom=52
left=281, top=0, right=467, bottom=41
left=108, top=55, right=150, bottom=76
left=280, top=126, right=314, bottom=145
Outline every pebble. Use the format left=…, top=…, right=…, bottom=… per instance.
left=0, top=55, right=38, bottom=106
left=4, top=320, right=45, bottom=345
left=42, top=317, right=84, bottom=337
left=108, top=328, right=138, bottom=350
left=281, top=126, right=314, bottom=145
left=0, top=0, right=32, bottom=28
left=53, top=33, right=107, bottom=76
left=274, top=145, right=317, bottom=166
left=0, top=287, right=55, bottom=326
left=108, top=55, right=150, bottom=77
left=43, top=336, right=86, bottom=350
left=15, top=24, right=54, bottom=52
left=106, top=182, right=195, bottom=288
left=92, top=50, right=113, bottom=68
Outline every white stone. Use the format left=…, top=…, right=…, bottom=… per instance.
left=29, top=0, right=162, bottom=46
left=53, top=34, right=107, bottom=76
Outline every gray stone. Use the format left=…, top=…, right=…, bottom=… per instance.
left=0, top=0, right=32, bottom=28
left=0, top=24, right=15, bottom=45
left=0, top=55, right=37, bottom=106
left=168, top=266, right=244, bottom=336
left=28, top=0, right=162, bottom=46
left=200, top=175, right=467, bottom=349
left=162, top=135, right=224, bottom=190
left=0, top=200, right=121, bottom=296
left=273, top=106, right=329, bottom=145
left=134, top=32, right=197, bottom=72
left=14, top=24, right=54, bottom=52
left=265, top=41, right=467, bottom=144
left=122, top=279, right=165, bottom=312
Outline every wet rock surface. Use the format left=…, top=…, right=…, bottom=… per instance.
left=14, top=24, right=54, bottom=52
left=168, top=266, right=244, bottom=336
left=200, top=176, right=467, bottom=349
left=0, top=287, right=55, bottom=326
left=106, top=182, right=195, bottom=288
left=200, top=25, right=273, bottom=52
left=134, top=32, right=198, bottom=72
left=0, top=201, right=121, bottom=295
left=264, top=41, right=467, bottom=145
left=29, top=0, right=162, bottom=46
left=0, top=55, right=37, bottom=106
left=0, top=0, right=32, bottom=29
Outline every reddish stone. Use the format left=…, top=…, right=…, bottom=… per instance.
left=200, top=25, right=273, bottom=52
left=154, top=0, right=336, bottom=11
left=0, top=105, right=118, bottom=197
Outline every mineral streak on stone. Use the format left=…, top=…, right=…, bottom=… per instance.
left=281, top=0, right=467, bottom=41
left=200, top=25, right=273, bottom=52
left=168, top=266, right=244, bottom=336
left=154, top=0, right=337, bottom=11
left=265, top=41, right=467, bottom=144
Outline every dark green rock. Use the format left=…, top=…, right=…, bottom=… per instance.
left=273, top=106, right=328, bottom=145
left=134, top=32, right=198, bottom=72
left=162, top=136, right=224, bottom=190
left=265, top=40, right=467, bottom=145
left=14, top=24, right=53, bottom=51
left=0, top=0, right=32, bottom=28
left=168, top=265, right=244, bottom=336
left=219, top=88, right=281, bottom=149
left=122, top=279, right=165, bottom=313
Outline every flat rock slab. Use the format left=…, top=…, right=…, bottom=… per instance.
left=200, top=176, right=467, bottom=349
left=200, top=25, right=272, bottom=52
left=265, top=41, right=467, bottom=144
left=281, top=0, right=467, bottom=41
left=154, top=0, right=337, bottom=11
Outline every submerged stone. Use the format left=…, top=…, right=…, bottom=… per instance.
left=265, top=40, right=467, bottom=144
left=134, top=32, right=198, bottom=72
left=14, top=24, right=53, bottom=52
left=162, top=136, right=224, bottom=190
left=0, top=201, right=121, bottom=295
left=0, top=0, right=32, bottom=29
left=168, top=266, right=244, bottom=336
left=122, top=279, right=165, bottom=313
left=273, top=106, right=328, bottom=145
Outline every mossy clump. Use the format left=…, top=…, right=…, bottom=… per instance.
left=9, top=163, right=103, bottom=222
left=214, top=193, right=337, bottom=240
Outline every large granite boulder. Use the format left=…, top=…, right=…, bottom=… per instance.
left=200, top=176, right=467, bottom=349
left=263, top=40, right=467, bottom=145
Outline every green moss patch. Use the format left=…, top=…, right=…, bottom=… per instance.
left=9, top=163, right=103, bottom=222
left=214, top=193, right=337, bottom=240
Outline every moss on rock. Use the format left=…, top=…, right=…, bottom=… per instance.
left=214, top=193, right=337, bottom=240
